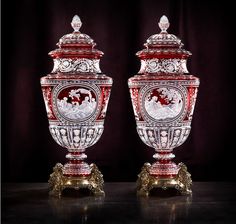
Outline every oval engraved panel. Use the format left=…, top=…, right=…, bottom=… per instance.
left=143, top=86, right=184, bottom=122
left=56, top=86, right=97, bottom=122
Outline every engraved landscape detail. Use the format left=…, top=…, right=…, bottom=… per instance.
left=144, top=87, right=183, bottom=120
left=57, top=87, right=97, bottom=120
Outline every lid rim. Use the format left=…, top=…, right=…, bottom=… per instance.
left=49, top=16, right=103, bottom=60
left=139, top=16, right=191, bottom=58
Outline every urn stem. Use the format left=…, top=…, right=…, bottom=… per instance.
left=150, top=151, right=178, bottom=178
left=63, top=151, right=91, bottom=177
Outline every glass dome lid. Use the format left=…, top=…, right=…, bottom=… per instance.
left=49, top=15, right=103, bottom=59
left=137, top=15, right=191, bottom=59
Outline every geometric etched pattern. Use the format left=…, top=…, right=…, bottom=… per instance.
left=63, top=162, right=91, bottom=176
left=137, top=126, right=191, bottom=150
left=49, top=125, right=104, bottom=150
left=149, top=161, right=179, bottom=176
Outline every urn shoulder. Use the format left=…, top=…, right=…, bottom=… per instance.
left=41, top=15, right=112, bottom=82
left=129, top=15, right=199, bottom=83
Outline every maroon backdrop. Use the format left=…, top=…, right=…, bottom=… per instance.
left=2, top=0, right=235, bottom=182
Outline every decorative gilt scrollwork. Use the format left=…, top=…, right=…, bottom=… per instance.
left=48, top=163, right=64, bottom=197
left=137, top=163, right=192, bottom=196
left=176, top=162, right=192, bottom=195
left=48, top=163, right=105, bottom=198
left=137, top=163, right=151, bottom=196
left=88, top=163, right=105, bottom=196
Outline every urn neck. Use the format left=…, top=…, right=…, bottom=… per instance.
left=150, top=151, right=179, bottom=177
left=139, top=58, right=188, bottom=74
left=52, top=58, right=101, bottom=74
left=63, top=152, right=91, bottom=177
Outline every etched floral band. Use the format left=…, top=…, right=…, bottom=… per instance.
left=52, top=58, right=101, bottom=73
left=139, top=58, right=188, bottom=74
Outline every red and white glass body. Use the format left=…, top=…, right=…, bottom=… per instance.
left=41, top=16, right=112, bottom=178
left=128, top=16, right=199, bottom=182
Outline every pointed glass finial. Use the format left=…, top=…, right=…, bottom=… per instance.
left=158, top=15, right=170, bottom=33
left=71, top=15, right=82, bottom=32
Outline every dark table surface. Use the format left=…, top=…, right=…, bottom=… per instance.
left=2, top=182, right=236, bottom=223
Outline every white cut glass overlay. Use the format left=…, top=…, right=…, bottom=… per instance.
left=52, top=58, right=101, bottom=73
left=144, top=87, right=183, bottom=121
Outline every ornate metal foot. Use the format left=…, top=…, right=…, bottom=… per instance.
left=48, top=163, right=105, bottom=197
left=137, top=162, right=192, bottom=196
left=48, top=163, right=64, bottom=197
left=176, top=162, right=192, bottom=195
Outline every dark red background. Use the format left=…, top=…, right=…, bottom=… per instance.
left=2, top=0, right=235, bottom=182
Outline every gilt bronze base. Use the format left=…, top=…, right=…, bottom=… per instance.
left=137, top=162, right=192, bottom=196
left=48, top=163, right=105, bottom=197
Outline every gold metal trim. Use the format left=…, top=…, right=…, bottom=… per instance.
left=48, top=163, right=105, bottom=197
left=137, top=162, right=192, bottom=196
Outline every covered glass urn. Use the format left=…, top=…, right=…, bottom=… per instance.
left=128, top=16, right=199, bottom=196
left=40, top=15, right=112, bottom=197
